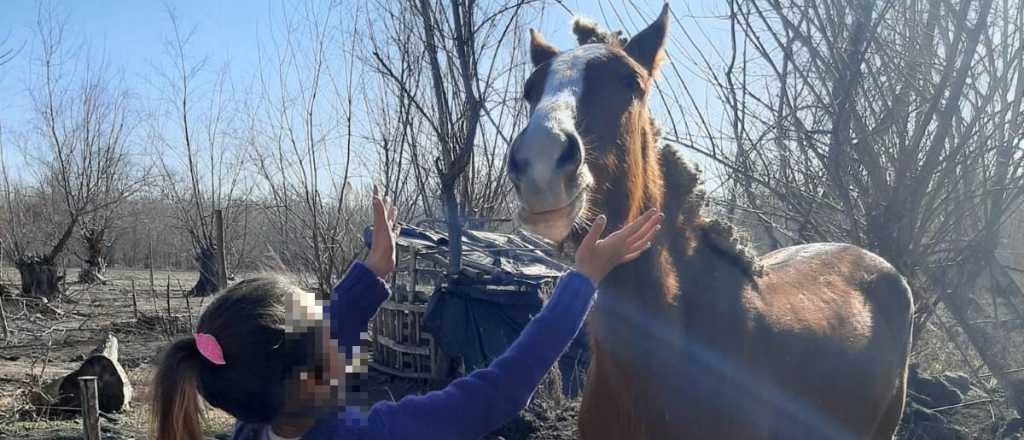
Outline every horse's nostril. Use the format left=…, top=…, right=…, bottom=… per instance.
left=556, top=134, right=583, bottom=171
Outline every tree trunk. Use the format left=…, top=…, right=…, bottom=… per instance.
left=940, top=253, right=1024, bottom=416
left=188, top=244, right=221, bottom=297
left=78, top=225, right=108, bottom=284
left=442, top=190, right=463, bottom=275
left=15, top=255, right=62, bottom=299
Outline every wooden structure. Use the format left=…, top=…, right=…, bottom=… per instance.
left=369, top=224, right=566, bottom=380
left=371, top=246, right=446, bottom=380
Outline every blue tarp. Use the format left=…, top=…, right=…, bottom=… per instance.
left=423, top=275, right=544, bottom=371
left=423, top=274, right=589, bottom=397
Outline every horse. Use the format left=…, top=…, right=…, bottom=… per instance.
left=508, top=5, right=913, bottom=439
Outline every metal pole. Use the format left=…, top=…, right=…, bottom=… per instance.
left=214, top=209, right=228, bottom=290
left=78, top=376, right=100, bottom=440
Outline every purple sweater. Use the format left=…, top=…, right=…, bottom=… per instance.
left=232, top=262, right=596, bottom=440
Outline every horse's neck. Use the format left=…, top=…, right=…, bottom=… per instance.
left=594, top=186, right=679, bottom=345
left=602, top=245, right=675, bottom=304
left=666, top=223, right=755, bottom=347
left=588, top=122, right=681, bottom=347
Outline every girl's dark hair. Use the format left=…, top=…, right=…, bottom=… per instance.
left=151, top=276, right=315, bottom=440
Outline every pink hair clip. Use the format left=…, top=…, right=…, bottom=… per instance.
left=194, top=333, right=226, bottom=365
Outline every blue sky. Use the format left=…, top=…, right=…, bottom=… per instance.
left=0, top=0, right=732, bottom=183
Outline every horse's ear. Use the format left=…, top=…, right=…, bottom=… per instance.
left=625, top=4, right=670, bottom=72
left=530, top=29, right=559, bottom=67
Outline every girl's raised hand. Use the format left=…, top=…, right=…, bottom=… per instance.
left=366, top=186, right=399, bottom=278
left=574, top=209, right=663, bottom=284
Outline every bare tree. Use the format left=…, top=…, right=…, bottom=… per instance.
left=12, top=5, right=142, bottom=298
left=152, top=7, right=250, bottom=296
left=246, top=0, right=363, bottom=295
left=76, top=211, right=116, bottom=284
left=0, top=29, right=23, bottom=69
left=361, top=6, right=430, bottom=220
left=369, top=0, right=532, bottom=273
left=0, top=125, right=24, bottom=275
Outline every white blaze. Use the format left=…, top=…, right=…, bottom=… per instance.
left=516, top=44, right=608, bottom=209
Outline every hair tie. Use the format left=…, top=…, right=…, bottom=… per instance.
left=194, top=333, right=226, bottom=365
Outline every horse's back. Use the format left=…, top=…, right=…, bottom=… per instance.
left=742, top=242, right=913, bottom=438
left=757, top=243, right=913, bottom=337
left=755, top=243, right=912, bottom=346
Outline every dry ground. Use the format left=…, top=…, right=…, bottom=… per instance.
left=0, top=267, right=235, bottom=439
left=0, top=266, right=1015, bottom=440
left=0, top=267, right=439, bottom=440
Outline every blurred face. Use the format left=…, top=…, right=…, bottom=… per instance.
left=278, top=325, right=346, bottom=417
left=275, top=290, right=364, bottom=420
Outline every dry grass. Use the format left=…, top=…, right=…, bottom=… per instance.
left=903, top=303, right=1021, bottom=439
left=1, top=266, right=1017, bottom=439
left=0, top=267, right=236, bottom=439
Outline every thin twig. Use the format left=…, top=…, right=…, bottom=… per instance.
left=931, top=398, right=998, bottom=412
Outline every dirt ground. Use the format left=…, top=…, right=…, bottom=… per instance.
left=0, top=267, right=440, bottom=440
left=0, top=266, right=1015, bottom=440
left=0, top=267, right=230, bottom=439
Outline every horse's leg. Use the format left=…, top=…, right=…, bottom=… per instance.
left=870, top=274, right=913, bottom=440
left=870, top=370, right=908, bottom=440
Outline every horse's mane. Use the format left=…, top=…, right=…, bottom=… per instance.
left=572, top=17, right=627, bottom=47
left=659, top=146, right=762, bottom=277
left=573, top=17, right=762, bottom=277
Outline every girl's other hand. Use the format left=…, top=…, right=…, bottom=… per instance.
left=575, top=209, right=663, bottom=284
left=366, top=186, right=399, bottom=278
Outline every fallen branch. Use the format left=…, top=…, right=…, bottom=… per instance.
left=979, top=367, right=1024, bottom=378
left=931, top=398, right=997, bottom=412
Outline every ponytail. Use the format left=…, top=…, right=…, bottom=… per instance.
left=151, top=337, right=204, bottom=440
left=150, top=274, right=318, bottom=437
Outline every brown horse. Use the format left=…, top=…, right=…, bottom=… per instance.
left=509, top=5, right=913, bottom=439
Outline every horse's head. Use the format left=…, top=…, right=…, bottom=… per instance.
left=510, top=5, right=670, bottom=243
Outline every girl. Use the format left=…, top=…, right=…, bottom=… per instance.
left=151, top=193, right=662, bottom=440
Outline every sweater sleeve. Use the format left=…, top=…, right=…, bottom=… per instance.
left=367, top=271, right=596, bottom=440
left=329, top=262, right=390, bottom=357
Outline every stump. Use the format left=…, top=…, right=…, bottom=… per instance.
left=78, top=224, right=109, bottom=285
left=188, top=245, right=220, bottom=297
left=30, top=333, right=133, bottom=414
left=78, top=264, right=107, bottom=285
left=15, top=255, right=63, bottom=299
